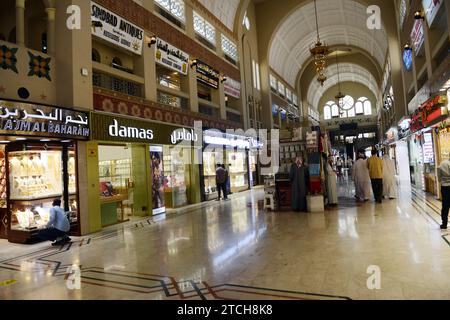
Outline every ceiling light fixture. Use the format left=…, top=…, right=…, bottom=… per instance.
left=334, top=52, right=345, bottom=111
left=310, top=0, right=328, bottom=86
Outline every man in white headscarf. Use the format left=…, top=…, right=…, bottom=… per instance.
left=382, top=152, right=397, bottom=199
left=352, top=153, right=372, bottom=201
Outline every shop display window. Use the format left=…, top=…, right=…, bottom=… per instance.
left=203, top=150, right=224, bottom=197
left=439, top=129, right=450, bottom=161
left=6, top=143, right=79, bottom=235
left=0, top=145, right=6, bottom=209
left=226, top=150, right=249, bottom=192
left=163, top=146, right=188, bottom=208
left=98, top=145, right=133, bottom=223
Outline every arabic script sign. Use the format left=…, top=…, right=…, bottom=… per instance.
left=0, top=100, right=90, bottom=139
left=155, top=38, right=189, bottom=75
left=196, top=60, right=220, bottom=89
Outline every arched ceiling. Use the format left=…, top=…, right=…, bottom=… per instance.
left=269, top=0, right=388, bottom=87
left=197, top=0, right=241, bottom=32
left=307, top=63, right=379, bottom=109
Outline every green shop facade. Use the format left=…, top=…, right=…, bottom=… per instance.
left=87, top=112, right=202, bottom=231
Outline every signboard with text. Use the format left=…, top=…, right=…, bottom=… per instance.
left=410, top=20, right=425, bottom=55
left=91, top=2, right=144, bottom=55
left=155, top=38, right=189, bottom=75
left=196, top=60, right=220, bottom=89
left=423, top=0, right=442, bottom=27
left=423, top=132, right=434, bottom=164
left=91, top=113, right=197, bottom=145
left=224, top=78, right=241, bottom=99
left=0, top=100, right=89, bottom=139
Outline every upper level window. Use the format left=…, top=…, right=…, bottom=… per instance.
left=293, top=94, right=298, bottom=106
left=221, top=34, right=238, bottom=62
left=324, top=105, right=332, bottom=120
left=270, top=74, right=277, bottom=90
left=356, top=97, right=372, bottom=115
left=252, top=60, right=261, bottom=91
left=277, top=81, right=285, bottom=97
left=324, top=101, right=338, bottom=119
left=155, top=0, right=185, bottom=22
left=194, top=11, right=216, bottom=44
left=286, top=88, right=292, bottom=102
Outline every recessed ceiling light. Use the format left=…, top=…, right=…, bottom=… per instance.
left=0, top=141, right=10, bottom=144
left=15, top=137, right=26, bottom=141
left=61, top=140, right=72, bottom=143
left=40, top=139, right=51, bottom=142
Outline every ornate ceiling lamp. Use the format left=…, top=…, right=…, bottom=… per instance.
left=310, top=0, right=328, bottom=86
left=334, top=52, right=345, bottom=110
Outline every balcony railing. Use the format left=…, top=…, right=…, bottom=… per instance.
left=93, top=71, right=144, bottom=98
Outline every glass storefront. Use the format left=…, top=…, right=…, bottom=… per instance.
left=3, top=140, right=80, bottom=243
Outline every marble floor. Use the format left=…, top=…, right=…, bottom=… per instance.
left=0, top=180, right=449, bottom=300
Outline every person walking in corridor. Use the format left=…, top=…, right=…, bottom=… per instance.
left=438, top=158, right=450, bottom=230
left=367, top=149, right=383, bottom=203
left=352, top=153, right=372, bottom=202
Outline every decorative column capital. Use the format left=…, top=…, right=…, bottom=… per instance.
left=45, top=7, right=56, bottom=20
left=16, top=0, right=25, bottom=9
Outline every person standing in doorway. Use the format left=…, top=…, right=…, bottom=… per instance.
left=437, top=158, right=450, bottom=229
left=336, top=157, right=343, bottom=177
left=221, top=164, right=230, bottom=200
left=289, top=156, right=310, bottom=212
left=215, top=164, right=227, bottom=201
left=367, top=149, right=383, bottom=203
left=326, top=156, right=338, bottom=206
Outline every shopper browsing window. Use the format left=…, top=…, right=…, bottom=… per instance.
left=215, top=164, right=228, bottom=201
left=438, top=158, right=450, bottom=230
left=38, top=199, right=71, bottom=246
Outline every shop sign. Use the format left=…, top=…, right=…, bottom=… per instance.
left=421, top=95, right=447, bottom=126
left=196, top=60, right=220, bottom=89
left=0, top=100, right=90, bottom=139
left=410, top=110, right=423, bottom=133
left=422, top=0, right=442, bottom=27
left=423, top=131, right=434, bottom=164
left=170, top=128, right=199, bottom=144
left=155, top=38, right=189, bottom=75
left=92, top=112, right=194, bottom=145
left=224, top=78, right=241, bottom=99
left=204, top=131, right=250, bottom=149
left=410, top=19, right=425, bottom=55
left=91, top=2, right=144, bottom=55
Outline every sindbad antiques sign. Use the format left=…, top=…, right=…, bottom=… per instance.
left=91, top=2, right=144, bottom=55
left=0, top=100, right=90, bottom=139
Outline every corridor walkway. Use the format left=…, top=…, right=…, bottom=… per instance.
left=0, top=182, right=450, bottom=300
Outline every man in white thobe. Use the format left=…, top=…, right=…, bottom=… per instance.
left=352, top=155, right=372, bottom=201
left=382, top=154, right=398, bottom=199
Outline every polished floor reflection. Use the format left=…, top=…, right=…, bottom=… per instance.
left=1, top=181, right=450, bottom=300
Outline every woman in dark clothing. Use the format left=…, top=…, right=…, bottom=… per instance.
left=289, top=156, right=310, bottom=212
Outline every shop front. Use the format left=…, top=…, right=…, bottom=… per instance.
left=201, top=131, right=251, bottom=201
left=91, top=112, right=201, bottom=228
left=0, top=99, right=90, bottom=243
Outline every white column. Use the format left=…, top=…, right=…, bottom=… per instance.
left=45, top=7, right=56, bottom=55
left=16, top=0, right=26, bottom=46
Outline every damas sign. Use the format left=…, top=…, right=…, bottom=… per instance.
left=91, top=2, right=144, bottom=55
left=92, top=113, right=195, bottom=145
left=108, top=119, right=154, bottom=140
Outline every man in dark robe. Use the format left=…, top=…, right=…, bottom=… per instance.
left=289, top=156, right=310, bottom=212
